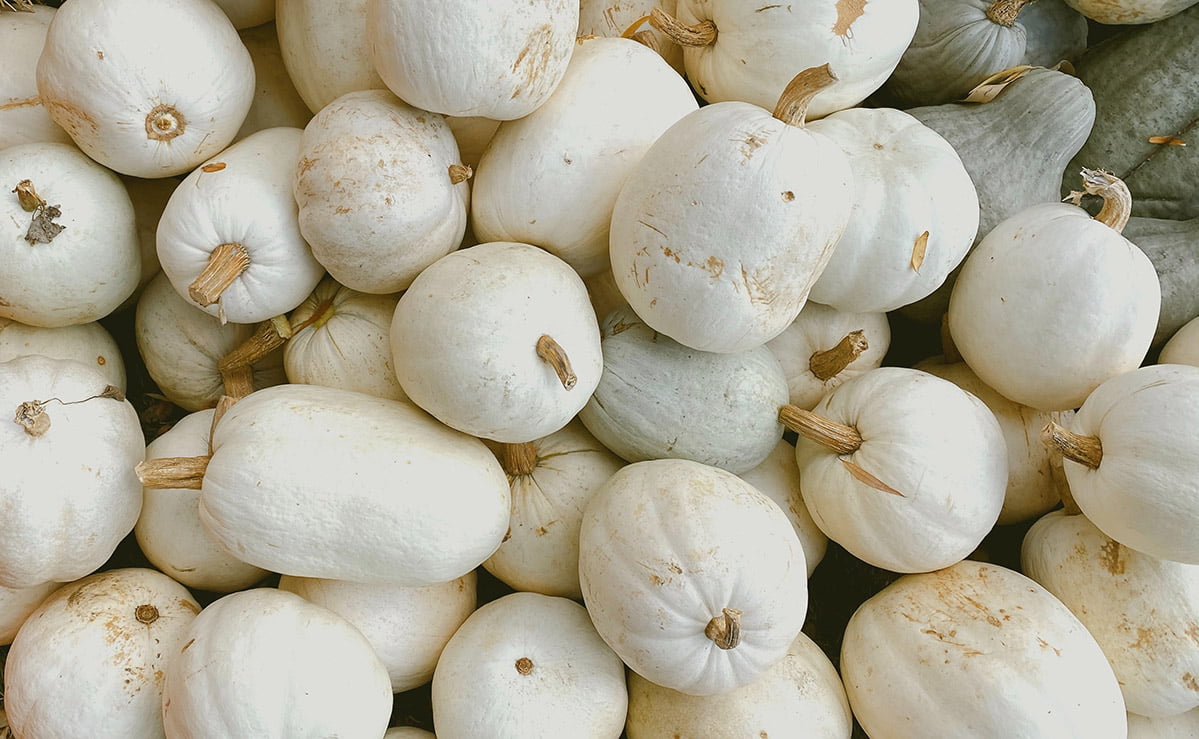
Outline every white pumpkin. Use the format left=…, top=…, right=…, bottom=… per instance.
left=294, top=90, right=469, bottom=294
left=578, top=0, right=685, bottom=75
left=0, top=581, right=59, bottom=646
left=842, top=560, right=1128, bottom=737
left=35, top=0, right=255, bottom=178
left=431, top=592, right=628, bottom=739
left=4, top=568, right=200, bottom=739
left=1023, top=510, right=1199, bottom=718
left=1, top=142, right=140, bottom=327
left=212, top=0, right=273, bottom=29
left=652, top=0, right=917, bottom=117
left=275, top=0, right=384, bottom=113
left=283, top=278, right=406, bottom=402
left=0, top=355, right=143, bottom=589
left=806, top=107, right=980, bottom=314
left=137, top=383, right=511, bottom=585
left=156, top=127, right=325, bottom=324
left=279, top=572, right=476, bottom=693
left=161, top=588, right=392, bottom=737
left=482, top=421, right=626, bottom=599
left=790, top=366, right=1007, bottom=573
left=445, top=116, right=500, bottom=172
left=608, top=65, right=853, bottom=353
left=1043, top=363, right=1199, bottom=564
left=579, top=458, right=808, bottom=696
left=235, top=22, right=314, bottom=141
left=470, top=35, right=698, bottom=277
left=765, top=301, right=891, bottom=410
left=118, top=173, right=178, bottom=309
left=739, top=440, right=828, bottom=578
left=626, top=631, right=852, bottom=738
left=135, top=409, right=271, bottom=593
left=1160, top=315, right=1199, bottom=367
left=391, top=242, right=602, bottom=443
left=367, top=0, right=578, bottom=120
left=1062, top=0, right=1196, bottom=23
left=0, top=5, right=69, bottom=149
left=1128, top=708, right=1199, bottom=738
left=0, top=319, right=126, bottom=392
left=948, top=169, right=1161, bottom=411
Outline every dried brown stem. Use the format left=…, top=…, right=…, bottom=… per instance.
left=1042, top=420, right=1103, bottom=470
left=771, top=64, right=838, bottom=128
left=218, top=316, right=291, bottom=374
left=11, top=180, right=43, bottom=212
left=219, top=365, right=255, bottom=400
left=985, top=0, right=1032, bottom=26
left=134, top=604, right=160, bottom=625
left=648, top=7, right=717, bottom=47
left=1065, top=168, right=1132, bottom=234
left=448, top=164, right=473, bottom=184
left=515, top=657, right=534, bottom=675
left=705, top=608, right=742, bottom=650
left=499, top=442, right=539, bottom=477
left=809, top=330, right=869, bottom=382
left=778, top=404, right=862, bottom=455
left=189, top=243, right=251, bottom=307
left=536, top=335, right=577, bottom=390
left=136, top=456, right=211, bottom=490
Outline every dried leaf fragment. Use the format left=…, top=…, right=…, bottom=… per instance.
left=24, top=203, right=66, bottom=245
left=841, top=459, right=905, bottom=497
left=1148, top=136, right=1187, bottom=147
left=911, top=231, right=929, bottom=273
left=201, top=162, right=227, bottom=173
left=960, top=65, right=1036, bottom=103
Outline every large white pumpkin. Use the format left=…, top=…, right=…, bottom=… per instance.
left=275, top=0, right=384, bottom=113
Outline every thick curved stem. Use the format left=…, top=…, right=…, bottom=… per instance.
left=136, top=456, right=211, bottom=490
left=809, top=330, right=869, bottom=382
left=1065, top=169, right=1132, bottom=234
left=771, top=64, right=838, bottom=128
left=778, top=404, right=862, bottom=455
left=985, top=0, right=1032, bottom=26
left=648, top=7, right=717, bottom=47
left=1042, top=420, right=1103, bottom=470
left=536, top=335, right=577, bottom=390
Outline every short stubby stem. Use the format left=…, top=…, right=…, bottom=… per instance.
left=499, top=441, right=539, bottom=477
left=985, top=0, right=1032, bottom=26
left=135, top=456, right=211, bottom=490
left=145, top=104, right=187, bottom=142
left=705, top=608, right=742, bottom=650
left=809, top=330, right=869, bottom=382
left=189, top=243, right=251, bottom=307
left=1042, top=421, right=1103, bottom=470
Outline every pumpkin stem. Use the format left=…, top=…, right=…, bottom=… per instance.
left=12, top=385, right=124, bottom=437
left=208, top=394, right=238, bottom=455
left=778, top=404, right=862, bottom=455
left=13, top=179, right=66, bottom=245
left=134, top=604, right=160, bottom=625
left=620, top=13, right=652, bottom=38
left=939, top=314, right=963, bottom=364
left=809, top=330, right=869, bottom=382
left=1041, top=420, right=1103, bottom=470
left=1064, top=168, right=1132, bottom=234
left=0, top=0, right=36, bottom=13
left=448, top=164, right=473, bottom=185
left=705, top=608, right=742, bottom=650
left=629, top=28, right=662, bottom=53
left=189, top=242, right=251, bottom=307
left=135, top=456, right=211, bottom=490
left=514, top=657, right=534, bottom=675
left=985, top=0, right=1032, bottom=26
left=219, top=365, right=255, bottom=401
left=217, top=315, right=292, bottom=398
left=145, top=104, right=187, bottom=142
left=771, top=64, right=839, bottom=128
left=536, top=335, right=577, bottom=390
left=11, top=179, right=44, bottom=212
left=499, top=441, right=539, bottom=477
left=648, top=7, right=717, bottom=47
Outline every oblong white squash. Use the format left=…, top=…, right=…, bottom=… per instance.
left=0, top=319, right=126, bottom=393
left=579, top=458, right=808, bottom=696
left=0, top=5, right=69, bottom=149
left=275, top=0, right=384, bottom=113
left=35, top=0, right=255, bottom=178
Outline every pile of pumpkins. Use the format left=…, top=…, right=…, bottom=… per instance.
left=1, top=0, right=1198, bottom=735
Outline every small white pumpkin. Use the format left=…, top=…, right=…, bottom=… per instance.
left=579, top=458, right=808, bottom=696
left=739, top=440, right=828, bottom=578
left=161, top=588, right=392, bottom=737
left=294, top=90, right=469, bottom=294
left=1160, top=315, right=1199, bottom=367
left=431, top=592, right=628, bottom=739
left=35, top=0, right=256, bottom=178
left=367, top=0, right=579, bottom=120
left=0, top=319, right=126, bottom=392
left=0, top=355, right=143, bottom=589
left=235, top=22, right=314, bottom=141
left=117, top=173, right=178, bottom=310
left=156, top=127, right=325, bottom=325
left=0, top=582, right=60, bottom=646
left=4, top=568, right=200, bottom=739
left=275, top=0, right=385, bottom=113
left=1, top=142, right=140, bottom=327
left=279, top=572, right=477, bottom=693
left=391, top=242, right=602, bottom=443
left=1062, top=0, right=1197, bottom=23
left=579, top=0, right=685, bottom=75
left=0, top=5, right=69, bottom=149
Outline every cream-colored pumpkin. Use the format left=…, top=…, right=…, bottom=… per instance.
left=157, top=127, right=325, bottom=324
left=367, top=0, right=578, bottom=120
left=626, top=631, right=852, bottom=738
left=1062, top=0, right=1196, bottom=23
left=391, top=242, right=602, bottom=443
left=790, top=366, right=1007, bottom=573
left=212, top=0, right=273, bottom=29
left=135, top=409, right=271, bottom=593
left=1, top=142, right=140, bottom=327
left=294, top=90, right=469, bottom=294
left=275, top=0, right=384, bottom=113
left=445, top=116, right=500, bottom=172
left=765, top=301, right=891, bottom=410
left=608, top=66, right=853, bottom=353
left=579, top=0, right=685, bottom=74
left=235, top=22, right=313, bottom=141
left=0, top=319, right=126, bottom=392
left=1128, top=708, right=1199, bottom=737
left=806, top=108, right=980, bottom=314
left=161, top=588, right=392, bottom=737
left=118, top=173, right=178, bottom=309
left=842, top=561, right=1127, bottom=737
left=1023, top=510, right=1199, bottom=718
left=652, top=0, right=917, bottom=118
left=0, top=355, right=143, bottom=589
left=740, top=440, right=828, bottom=578
left=431, top=592, right=627, bottom=739
left=35, top=0, right=255, bottom=178
left=0, top=5, right=69, bottom=149
left=482, top=421, right=626, bottom=599
left=279, top=572, right=476, bottom=693
left=948, top=169, right=1161, bottom=411
left=579, top=458, right=808, bottom=696
left=470, top=35, right=698, bottom=277
left=283, top=278, right=406, bottom=402
left=1160, top=315, right=1199, bottom=367
left=4, top=568, right=200, bottom=739
left=0, top=582, right=59, bottom=646
left=135, top=273, right=286, bottom=412
left=1043, top=363, right=1199, bottom=564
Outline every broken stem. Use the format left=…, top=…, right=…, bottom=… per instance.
left=809, top=330, right=869, bottom=382
left=1042, top=420, right=1103, bottom=470
left=648, top=7, right=717, bottom=47
left=536, top=335, right=577, bottom=390
left=135, top=456, right=211, bottom=490
left=778, top=404, right=862, bottom=455
left=189, top=243, right=251, bottom=307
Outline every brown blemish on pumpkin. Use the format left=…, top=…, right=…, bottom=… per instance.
left=181, top=638, right=195, bottom=653
left=297, top=156, right=318, bottom=176
left=668, top=562, right=682, bottom=574
left=661, top=246, right=682, bottom=263
left=1098, top=539, right=1127, bottom=575
left=1184, top=673, right=1199, bottom=691
left=1035, top=636, right=1061, bottom=656
left=782, top=190, right=795, bottom=201
left=0, top=96, right=41, bottom=111
left=41, top=98, right=99, bottom=138
left=134, top=604, right=160, bottom=624
left=832, top=0, right=866, bottom=36
left=201, top=162, right=226, bottom=173
left=515, top=656, right=534, bottom=675
left=510, top=24, right=555, bottom=98
left=96, top=355, right=106, bottom=366
left=756, top=5, right=782, bottom=11
left=921, top=627, right=984, bottom=656
left=740, top=131, right=767, bottom=159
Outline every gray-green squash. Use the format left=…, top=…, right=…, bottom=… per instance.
left=1123, top=216, right=1199, bottom=348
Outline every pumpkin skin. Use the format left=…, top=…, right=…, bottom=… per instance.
left=0, top=5, right=69, bottom=149
left=4, top=568, right=200, bottom=739
left=842, top=561, right=1127, bottom=738
left=794, top=367, right=1007, bottom=573
left=1023, top=510, right=1199, bottom=718
left=35, top=0, right=255, bottom=178
left=275, top=0, right=384, bottom=113
left=161, top=588, right=393, bottom=738
left=445, top=115, right=500, bottom=172
left=578, top=0, right=685, bottom=74
left=0, top=355, right=143, bottom=589
left=1128, top=708, right=1199, bottom=737
left=578, top=458, right=808, bottom=696
left=279, top=572, right=477, bottom=693
left=739, top=440, right=828, bottom=578
left=1124, top=217, right=1199, bottom=348
left=470, top=36, right=698, bottom=277
left=1160, top=316, right=1199, bottom=367
left=117, top=173, right=178, bottom=311
left=385, top=730, right=436, bottom=738
left=0, top=142, right=140, bottom=328
left=367, top=0, right=579, bottom=120
left=431, top=592, right=628, bottom=739
left=294, top=90, right=469, bottom=294
left=212, top=0, right=273, bottom=29
left=0, top=319, right=126, bottom=393
left=1063, top=0, right=1197, bottom=23
left=234, top=22, right=313, bottom=142
left=0, top=582, right=59, bottom=647
left=626, top=631, right=852, bottom=739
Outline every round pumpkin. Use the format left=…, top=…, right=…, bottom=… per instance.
left=0, top=5, right=69, bottom=149
left=234, top=22, right=313, bottom=141
left=0, top=319, right=126, bottom=393
left=275, top=0, right=384, bottom=113
left=739, top=440, right=828, bottom=578
left=1160, top=316, right=1199, bottom=367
